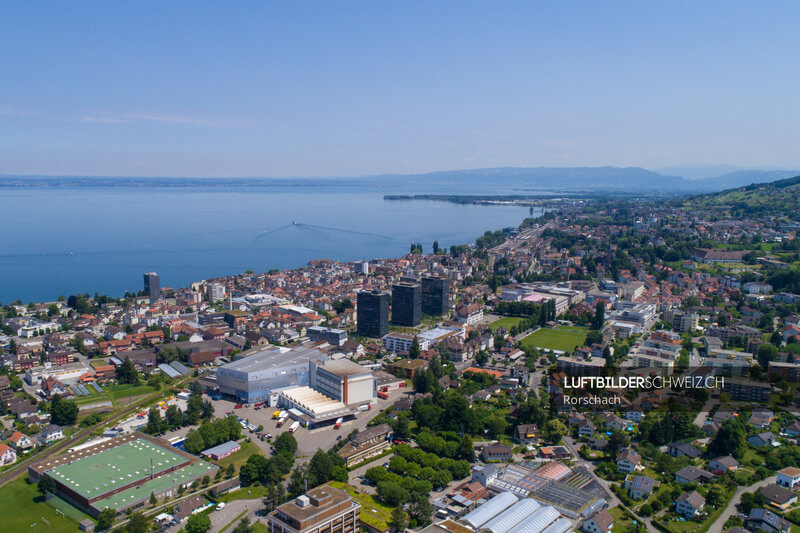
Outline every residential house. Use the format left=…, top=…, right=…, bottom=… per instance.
left=616, top=448, right=642, bottom=474
left=0, top=443, right=16, bottom=466
left=675, top=466, right=714, bottom=484
left=624, top=475, right=658, bottom=500
left=759, top=485, right=798, bottom=511
left=173, top=495, right=206, bottom=523
left=513, top=424, right=540, bottom=445
left=481, top=442, right=512, bottom=462
left=675, top=490, right=705, bottom=519
left=8, top=430, right=34, bottom=451
left=581, top=509, right=614, bottom=533
left=776, top=467, right=800, bottom=490
left=746, top=508, right=790, bottom=533
left=667, top=442, right=702, bottom=459
left=708, top=456, right=739, bottom=474
left=748, top=431, right=777, bottom=448
left=538, top=446, right=571, bottom=459
left=39, top=424, right=64, bottom=444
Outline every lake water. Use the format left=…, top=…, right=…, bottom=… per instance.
left=1, top=183, right=536, bottom=303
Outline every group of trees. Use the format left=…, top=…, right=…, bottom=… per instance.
left=145, top=389, right=214, bottom=435
left=183, top=415, right=242, bottom=454
left=637, top=412, right=702, bottom=446
left=411, top=391, right=507, bottom=439
left=287, top=448, right=349, bottom=497
left=50, top=394, right=78, bottom=426
left=414, top=429, right=475, bottom=460
left=494, top=300, right=556, bottom=326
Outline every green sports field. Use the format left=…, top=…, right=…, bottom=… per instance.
left=488, top=316, right=524, bottom=332
left=519, top=326, right=588, bottom=352
left=0, top=477, right=82, bottom=531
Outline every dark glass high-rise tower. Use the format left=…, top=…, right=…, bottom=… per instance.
left=422, top=276, right=449, bottom=316
left=357, top=290, right=389, bottom=338
left=392, top=282, right=421, bottom=327
left=144, top=271, right=161, bottom=301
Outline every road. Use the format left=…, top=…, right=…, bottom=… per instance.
left=693, top=398, right=718, bottom=428
left=347, top=453, right=395, bottom=495
left=706, top=476, right=776, bottom=533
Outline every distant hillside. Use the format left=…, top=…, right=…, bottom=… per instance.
left=681, top=174, right=800, bottom=217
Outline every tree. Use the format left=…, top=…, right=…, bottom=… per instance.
left=50, top=394, right=79, bottom=426
left=116, top=356, right=140, bottom=385
left=274, top=432, right=298, bottom=456
left=38, top=475, right=56, bottom=495
left=408, top=496, right=433, bottom=527
left=165, top=404, right=183, bottom=428
left=432, top=240, right=440, bottom=254
left=392, top=412, right=411, bottom=440
left=184, top=429, right=205, bottom=454
left=309, top=450, right=335, bottom=486
left=709, top=418, right=747, bottom=459
left=189, top=380, right=204, bottom=396
left=232, top=517, right=253, bottom=533
left=377, top=480, right=409, bottom=506
left=149, top=491, right=157, bottom=506
left=96, top=508, right=116, bottom=531
left=758, top=343, right=778, bottom=369
left=146, top=406, right=165, bottom=435
left=592, top=302, right=605, bottom=329
left=186, top=512, right=212, bottom=533
left=474, top=350, right=489, bottom=367
left=127, top=512, right=149, bottom=533
left=542, top=419, right=567, bottom=444
left=390, top=507, right=408, bottom=531
left=409, top=337, right=420, bottom=359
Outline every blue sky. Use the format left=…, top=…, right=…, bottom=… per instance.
left=1, top=2, right=798, bottom=177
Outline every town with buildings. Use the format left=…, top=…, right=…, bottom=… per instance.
left=3, top=179, right=800, bottom=533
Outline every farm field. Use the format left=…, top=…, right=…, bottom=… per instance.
left=519, top=326, right=587, bottom=352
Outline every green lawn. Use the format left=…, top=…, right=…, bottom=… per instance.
left=106, top=383, right=157, bottom=401
left=329, top=481, right=393, bottom=531
left=519, top=326, right=588, bottom=352
left=488, top=317, right=524, bottom=332
left=215, top=484, right=269, bottom=503
left=0, top=477, right=83, bottom=532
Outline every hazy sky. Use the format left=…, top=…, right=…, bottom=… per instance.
left=1, top=2, right=798, bottom=177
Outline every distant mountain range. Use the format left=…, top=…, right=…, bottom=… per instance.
left=1, top=166, right=798, bottom=193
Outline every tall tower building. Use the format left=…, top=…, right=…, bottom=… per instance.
left=392, top=282, right=421, bottom=327
left=357, top=290, right=389, bottom=338
left=143, top=271, right=161, bottom=301
left=422, top=276, right=449, bottom=316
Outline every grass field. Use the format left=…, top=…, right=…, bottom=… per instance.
left=488, top=316, right=524, bottom=332
left=519, top=326, right=587, bottom=352
left=329, top=481, right=393, bottom=531
left=215, top=484, right=269, bottom=503
left=0, top=477, right=81, bottom=532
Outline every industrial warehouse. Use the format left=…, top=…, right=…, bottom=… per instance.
left=215, top=345, right=327, bottom=403
left=277, top=358, right=377, bottom=428
left=28, top=432, right=218, bottom=518
left=458, top=492, right=570, bottom=533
